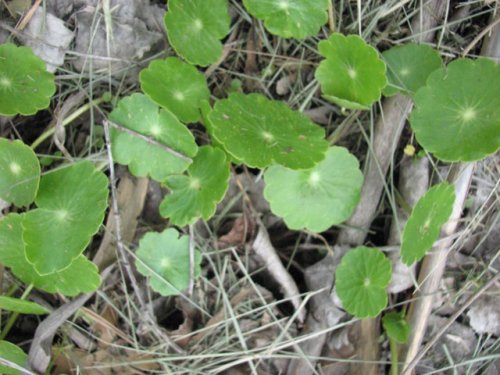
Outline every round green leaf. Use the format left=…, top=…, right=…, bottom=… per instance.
left=208, top=93, right=328, bottom=169
left=0, top=296, right=48, bottom=315
left=382, top=43, right=442, bottom=97
left=0, top=138, right=40, bottom=207
left=410, top=58, right=500, bottom=161
left=401, top=182, right=455, bottom=265
left=382, top=311, right=410, bottom=344
left=0, top=43, right=55, bottom=116
left=22, top=161, right=108, bottom=275
left=160, top=146, right=230, bottom=227
left=135, top=228, right=201, bottom=296
left=140, top=58, right=210, bottom=123
left=242, top=0, right=329, bottom=39
left=109, top=93, right=198, bottom=181
left=0, top=213, right=101, bottom=296
left=264, top=147, right=363, bottom=232
left=0, top=340, right=27, bottom=375
left=335, top=246, right=392, bottom=318
left=164, top=0, right=230, bottom=66
left=315, top=33, right=387, bottom=110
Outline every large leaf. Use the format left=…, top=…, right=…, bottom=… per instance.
left=401, top=182, right=455, bottom=265
left=0, top=43, right=55, bottom=115
left=0, top=340, right=28, bottom=375
left=242, top=0, right=329, bottom=39
left=164, top=0, right=230, bottom=66
left=335, top=247, right=392, bottom=318
left=0, top=214, right=101, bottom=296
left=410, top=58, right=500, bottom=161
left=160, top=146, right=230, bottom=227
left=140, top=58, right=210, bottom=123
left=109, top=93, right=198, bottom=181
left=264, top=147, right=363, bottom=232
left=22, top=161, right=108, bottom=275
left=208, top=93, right=328, bottom=169
left=0, top=296, right=48, bottom=315
left=315, top=33, right=387, bottom=110
left=135, top=228, right=201, bottom=296
left=382, top=43, right=442, bottom=97
left=0, top=138, right=40, bottom=207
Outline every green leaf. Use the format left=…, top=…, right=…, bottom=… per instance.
left=0, top=138, right=40, bottom=207
left=0, top=213, right=101, bottom=296
left=382, top=311, right=410, bottom=343
left=242, top=0, right=329, bottom=39
left=208, top=93, right=328, bottom=169
left=135, top=228, right=201, bottom=296
left=22, top=161, right=108, bottom=275
left=164, top=0, right=230, bottom=66
left=315, top=33, right=387, bottom=110
left=109, top=93, right=198, bottom=181
left=401, top=182, right=455, bottom=265
left=0, top=340, right=27, bottom=375
left=264, top=147, right=363, bottom=232
left=0, top=296, right=48, bottom=315
left=160, top=146, right=230, bottom=226
left=140, top=58, right=210, bottom=123
left=0, top=43, right=55, bottom=116
left=410, top=58, right=500, bottom=161
left=335, top=247, right=392, bottom=318
left=382, top=43, right=442, bottom=97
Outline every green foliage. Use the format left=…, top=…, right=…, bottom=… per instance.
left=140, top=57, right=210, bottom=123
left=243, top=0, right=329, bottom=39
left=382, top=311, right=410, bottom=343
left=164, top=0, right=230, bottom=66
left=0, top=213, right=101, bottom=296
left=335, top=247, right=392, bottom=318
left=0, top=43, right=55, bottom=116
left=264, top=147, right=363, bottom=232
left=401, top=182, right=455, bottom=265
left=410, top=58, right=500, bottom=161
left=0, top=340, right=27, bottom=375
left=23, top=161, right=108, bottom=275
left=0, top=138, right=40, bottom=207
left=0, top=296, right=48, bottom=315
left=160, top=146, right=230, bottom=227
left=136, top=228, right=201, bottom=296
left=208, top=93, right=328, bottom=169
left=109, top=93, right=198, bottom=181
left=315, top=33, right=387, bottom=110
left=382, top=43, right=442, bottom=97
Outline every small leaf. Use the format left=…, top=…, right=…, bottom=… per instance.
left=135, top=228, right=201, bottom=296
left=0, top=296, right=48, bottom=315
left=0, top=213, right=101, bottom=296
left=164, top=0, right=230, bottom=66
left=208, top=93, right=328, bottom=169
left=264, top=147, right=363, bottom=232
left=0, top=340, right=28, bottom=375
left=0, top=43, right=55, bottom=115
left=0, top=138, right=40, bottom=207
left=335, top=247, right=392, bottom=318
left=410, top=58, right=500, bottom=161
left=242, top=0, right=329, bottom=39
left=382, top=311, right=410, bottom=344
left=109, top=93, right=198, bottom=181
left=140, top=57, right=210, bottom=123
left=382, top=43, right=442, bottom=97
left=160, top=146, right=230, bottom=226
left=22, top=161, right=108, bottom=274
left=401, top=182, right=455, bottom=265
left=315, top=33, right=387, bottom=110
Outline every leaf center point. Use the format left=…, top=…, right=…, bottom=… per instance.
left=193, top=18, right=203, bottom=31
left=0, top=76, right=11, bottom=88
left=347, top=67, right=357, bottom=79
left=173, top=91, right=185, bottom=101
left=9, top=162, right=21, bottom=175
left=460, top=107, right=476, bottom=122
left=308, top=171, right=321, bottom=187
left=190, top=178, right=201, bottom=190
left=278, top=0, right=290, bottom=10
left=262, top=131, right=275, bottom=143
left=363, top=277, right=371, bottom=287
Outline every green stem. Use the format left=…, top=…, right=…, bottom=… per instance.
left=390, top=337, right=399, bottom=375
left=30, top=94, right=110, bottom=150
left=0, top=284, right=34, bottom=340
